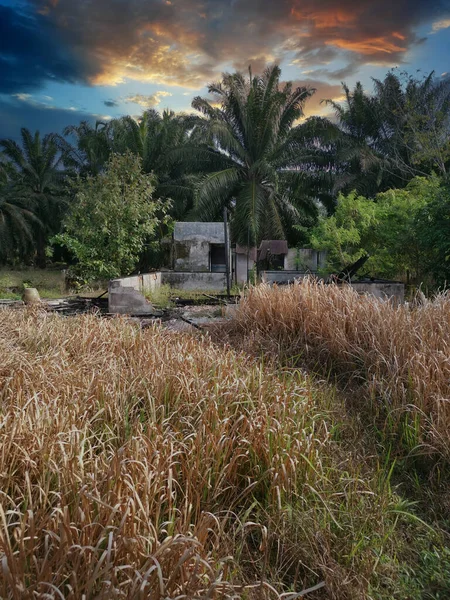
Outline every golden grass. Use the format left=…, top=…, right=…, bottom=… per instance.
left=0, top=307, right=446, bottom=598
left=226, top=280, right=450, bottom=461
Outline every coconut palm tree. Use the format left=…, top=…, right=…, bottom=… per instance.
left=177, top=65, right=316, bottom=245
left=0, top=129, right=67, bottom=267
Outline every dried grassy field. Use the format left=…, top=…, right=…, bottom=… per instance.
left=227, top=280, right=450, bottom=463
left=0, top=303, right=449, bottom=598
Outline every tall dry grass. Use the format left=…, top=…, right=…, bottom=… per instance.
left=227, top=280, right=450, bottom=461
left=0, top=308, right=436, bottom=599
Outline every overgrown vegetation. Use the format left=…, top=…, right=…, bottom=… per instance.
left=0, top=268, right=64, bottom=299
left=311, top=175, right=450, bottom=284
left=54, top=152, right=169, bottom=281
left=0, top=308, right=449, bottom=599
left=224, top=281, right=450, bottom=464
left=1, top=66, right=449, bottom=285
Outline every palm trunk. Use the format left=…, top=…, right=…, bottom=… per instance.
left=36, top=231, right=47, bottom=269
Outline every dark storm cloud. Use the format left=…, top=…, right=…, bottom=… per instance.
left=0, top=95, right=105, bottom=141
left=5, top=0, right=450, bottom=93
left=103, top=100, right=119, bottom=107
left=0, top=4, right=94, bottom=94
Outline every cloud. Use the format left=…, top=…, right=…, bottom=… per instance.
left=432, top=18, right=450, bottom=32
left=4, top=0, right=449, bottom=96
left=289, top=80, right=344, bottom=117
left=125, top=91, right=172, bottom=108
left=0, top=95, right=104, bottom=141
left=103, top=99, right=119, bottom=107
left=0, top=4, right=93, bottom=94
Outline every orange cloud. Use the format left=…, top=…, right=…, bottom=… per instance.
left=291, top=7, right=356, bottom=29
left=26, top=0, right=444, bottom=92
left=328, top=37, right=406, bottom=55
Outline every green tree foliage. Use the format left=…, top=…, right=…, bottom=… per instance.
left=0, top=162, right=38, bottom=262
left=0, top=129, right=67, bottom=267
left=58, top=120, right=112, bottom=177
left=415, top=179, right=450, bottom=287
left=310, top=191, right=378, bottom=270
left=312, top=176, right=448, bottom=285
left=179, top=65, right=316, bottom=245
left=54, top=153, right=168, bottom=281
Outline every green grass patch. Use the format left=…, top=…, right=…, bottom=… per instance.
left=0, top=268, right=64, bottom=299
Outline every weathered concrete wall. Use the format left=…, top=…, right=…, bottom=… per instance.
left=110, top=273, right=161, bottom=294
left=284, top=249, right=327, bottom=272
left=261, top=271, right=308, bottom=284
left=260, top=273, right=405, bottom=304
left=108, top=273, right=161, bottom=314
left=173, top=222, right=228, bottom=272
left=235, top=253, right=256, bottom=284
left=348, top=282, right=405, bottom=304
left=161, top=271, right=226, bottom=291
left=174, top=222, right=225, bottom=243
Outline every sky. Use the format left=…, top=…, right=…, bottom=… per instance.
left=0, top=0, right=450, bottom=141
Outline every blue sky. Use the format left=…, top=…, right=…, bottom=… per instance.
left=0, top=0, right=449, bottom=141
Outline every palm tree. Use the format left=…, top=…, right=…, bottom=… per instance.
left=321, top=72, right=450, bottom=197
left=109, top=110, right=201, bottom=219
left=0, top=156, right=39, bottom=262
left=177, top=65, right=316, bottom=245
left=0, top=129, right=67, bottom=267
left=58, top=120, right=112, bottom=176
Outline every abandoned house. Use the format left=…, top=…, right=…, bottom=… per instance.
left=108, top=221, right=404, bottom=314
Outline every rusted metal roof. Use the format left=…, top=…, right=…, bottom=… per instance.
left=257, top=240, right=288, bottom=262
left=235, top=244, right=258, bottom=261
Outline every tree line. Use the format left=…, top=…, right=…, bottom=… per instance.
left=0, top=65, right=449, bottom=284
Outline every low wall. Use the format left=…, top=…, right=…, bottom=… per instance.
left=348, top=282, right=405, bottom=304
left=261, top=271, right=308, bottom=284
left=284, top=249, right=327, bottom=271
left=161, top=271, right=226, bottom=291
left=261, top=272, right=405, bottom=304
left=108, top=273, right=161, bottom=314
left=108, top=270, right=228, bottom=313
left=110, top=273, right=161, bottom=294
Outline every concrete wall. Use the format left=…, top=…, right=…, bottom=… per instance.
left=235, top=252, right=257, bottom=284
left=109, top=273, right=161, bottom=295
left=261, top=271, right=308, bottom=284
left=349, top=282, right=405, bottom=305
left=260, top=273, right=405, bottom=304
left=284, top=249, right=327, bottom=272
left=173, top=222, right=228, bottom=272
left=108, top=273, right=161, bottom=314
left=161, top=271, right=226, bottom=291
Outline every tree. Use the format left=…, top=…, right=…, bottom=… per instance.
left=108, top=110, right=199, bottom=219
left=370, top=176, right=439, bottom=282
left=0, top=129, right=67, bottom=267
left=321, top=72, right=450, bottom=198
left=54, top=152, right=168, bottom=281
left=0, top=162, right=39, bottom=262
left=58, top=120, right=112, bottom=177
left=310, top=190, right=378, bottom=271
left=415, top=178, right=450, bottom=287
left=178, top=65, right=315, bottom=245
left=311, top=176, right=445, bottom=284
